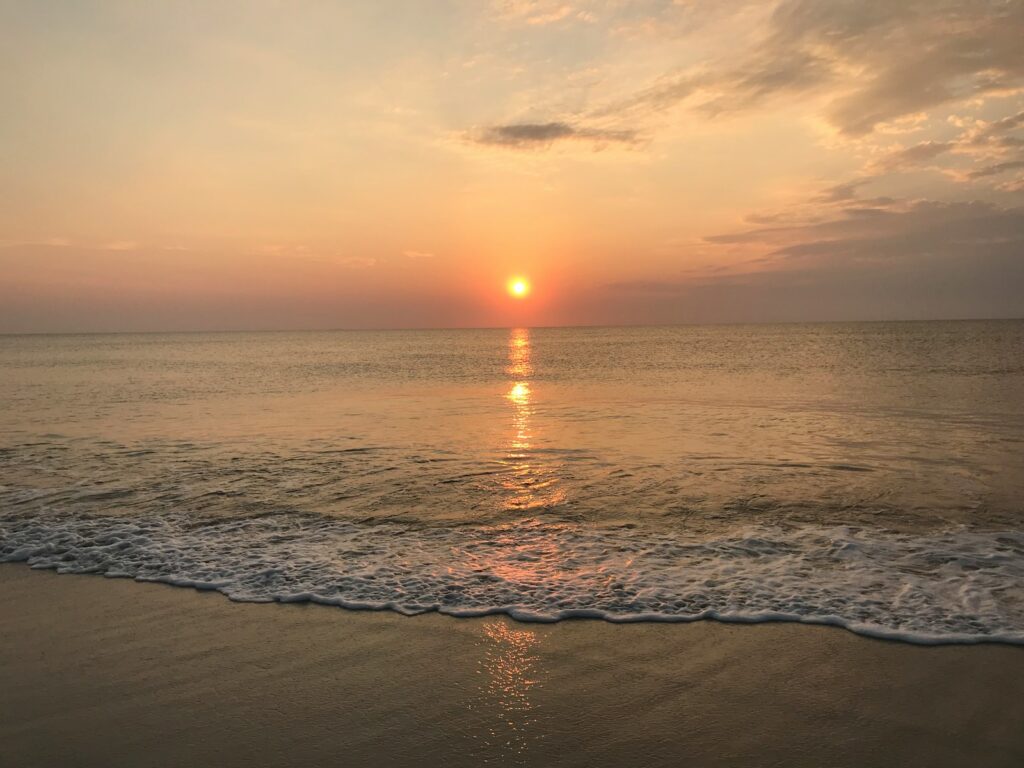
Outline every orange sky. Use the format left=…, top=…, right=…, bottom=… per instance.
left=2, top=1, right=1023, bottom=331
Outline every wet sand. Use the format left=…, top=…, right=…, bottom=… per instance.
left=2, top=564, right=1022, bottom=768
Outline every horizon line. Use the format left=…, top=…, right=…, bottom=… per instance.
left=2, top=315, right=1022, bottom=337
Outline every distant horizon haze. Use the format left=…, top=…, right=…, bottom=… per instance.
left=2, top=315, right=1024, bottom=337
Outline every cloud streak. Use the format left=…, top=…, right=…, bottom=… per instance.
left=603, top=196, right=1024, bottom=322
left=470, top=121, right=639, bottom=148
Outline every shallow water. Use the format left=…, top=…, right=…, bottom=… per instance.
left=2, top=322, right=1023, bottom=642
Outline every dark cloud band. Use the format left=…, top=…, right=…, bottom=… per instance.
left=471, top=121, right=638, bottom=148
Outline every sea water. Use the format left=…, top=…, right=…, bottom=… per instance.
left=2, top=322, right=1022, bottom=643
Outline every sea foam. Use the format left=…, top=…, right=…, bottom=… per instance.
left=2, top=511, right=1022, bottom=644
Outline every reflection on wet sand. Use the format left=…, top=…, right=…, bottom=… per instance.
left=470, top=620, right=544, bottom=763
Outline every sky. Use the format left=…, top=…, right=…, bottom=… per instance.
left=1, top=0, right=1023, bottom=332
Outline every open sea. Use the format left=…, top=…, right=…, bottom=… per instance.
left=2, top=322, right=1022, bottom=643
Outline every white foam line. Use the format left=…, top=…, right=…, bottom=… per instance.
left=3, top=511, right=1023, bottom=646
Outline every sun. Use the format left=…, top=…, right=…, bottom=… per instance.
left=507, top=277, right=530, bottom=299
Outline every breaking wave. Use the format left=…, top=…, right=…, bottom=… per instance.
left=3, top=511, right=1022, bottom=645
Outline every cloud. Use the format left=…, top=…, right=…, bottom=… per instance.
left=602, top=197, right=1024, bottom=321
left=872, top=141, right=956, bottom=172
left=866, top=110, right=1024, bottom=181
left=967, top=159, right=1024, bottom=179
left=707, top=196, right=1024, bottom=268
left=471, top=2, right=1023, bottom=177
left=102, top=240, right=140, bottom=251
left=782, top=1, right=1024, bottom=135
left=525, top=5, right=572, bottom=25
left=0, top=238, right=144, bottom=252
left=598, top=0, right=1024, bottom=136
left=745, top=211, right=826, bottom=225
left=813, top=180, right=868, bottom=203
left=955, top=110, right=1024, bottom=152
left=998, top=175, right=1024, bottom=193
left=491, top=0, right=591, bottom=26
left=337, top=256, right=377, bottom=268
left=470, top=121, right=639, bottom=148
left=402, top=249, right=435, bottom=259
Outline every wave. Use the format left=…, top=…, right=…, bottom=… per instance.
left=2, top=511, right=1022, bottom=645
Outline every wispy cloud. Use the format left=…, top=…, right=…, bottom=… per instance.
left=967, top=159, right=1024, bottom=180
left=872, top=141, right=956, bottom=173
left=525, top=5, right=572, bottom=25
left=0, top=238, right=144, bottom=252
left=595, top=1, right=1024, bottom=137
left=492, top=0, right=593, bottom=26
left=102, top=240, right=139, bottom=251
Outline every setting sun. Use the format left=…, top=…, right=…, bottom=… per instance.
left=508, top=277, right=530, bottom=299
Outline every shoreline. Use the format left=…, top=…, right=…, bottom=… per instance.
left=3, top=563, right=1023, bottom=767
left=7, top=559, right=1024, bottom=648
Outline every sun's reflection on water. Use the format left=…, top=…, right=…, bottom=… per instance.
left=463, top=329, right=566, bottom=763
left=502, top=329, right=565, bottom=510
left=506, top=328, right=533, bottom=379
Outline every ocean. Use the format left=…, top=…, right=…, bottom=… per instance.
left=2, top=322, right=1022, bottom=643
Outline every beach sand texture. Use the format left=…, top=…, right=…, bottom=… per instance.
left=2, top=565, right=1022, bottom=768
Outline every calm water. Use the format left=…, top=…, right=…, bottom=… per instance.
left=2, top=322, right=1023, bottom=642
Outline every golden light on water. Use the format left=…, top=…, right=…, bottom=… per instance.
left=506, top=330, right=535, bottom=460
left=508, top=381, right=531, bottom=405
left=507, top=277, right=530, bottom=299
left=502, top=328, right=566, bottom=511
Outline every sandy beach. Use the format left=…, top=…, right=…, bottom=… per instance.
left=2, top=564, right=1022, bottom=768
